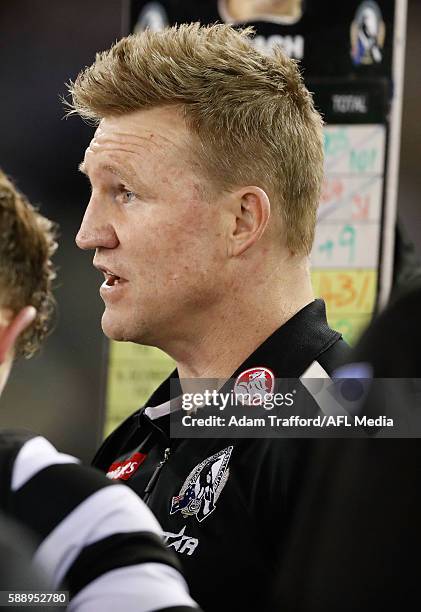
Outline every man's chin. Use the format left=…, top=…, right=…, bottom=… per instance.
left=101, top=311, right=150, bottom=344
left=101, top=313, right=128, bottom=342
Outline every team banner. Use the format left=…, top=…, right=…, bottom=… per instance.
left=103, top=0, right=407, bottom=435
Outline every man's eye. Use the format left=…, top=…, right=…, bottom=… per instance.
left=120, top=189, right=136, bottom=203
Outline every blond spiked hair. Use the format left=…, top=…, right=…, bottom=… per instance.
left=68, top=23, right=324, bottom=255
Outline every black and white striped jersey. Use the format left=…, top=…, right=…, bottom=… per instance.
left=0, top=430, right=199, bottom=612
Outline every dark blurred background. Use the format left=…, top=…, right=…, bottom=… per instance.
left=0, top=1, right=420, bottom=462
left=0, top=1, right=124, bottom=461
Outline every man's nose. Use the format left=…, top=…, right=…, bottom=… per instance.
left=75, top=198, right=119, bottom=250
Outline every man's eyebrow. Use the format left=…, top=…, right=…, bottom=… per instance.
left=78, top=161, right=133, bottom=184
left=101, top=163, right=134, bottom=185
left=78, top=161, right=154, bottom=196
left=78, top=161, right=87, bottom=175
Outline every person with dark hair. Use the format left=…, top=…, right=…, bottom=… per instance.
left=0, top=169, right=200, bottom=611
left=271, top=283, right=421, bottom=611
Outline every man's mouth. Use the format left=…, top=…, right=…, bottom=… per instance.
left=103, top=271, right=122, bottom=287
left=94, top=264, right=128, bottom=290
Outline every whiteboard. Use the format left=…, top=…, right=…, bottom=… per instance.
left=102, top=0, right=407, bottom=435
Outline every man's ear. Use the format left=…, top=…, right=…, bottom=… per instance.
left=0, top=307, right=36, bottom=363
left=228, top=187, right=271, bottom=257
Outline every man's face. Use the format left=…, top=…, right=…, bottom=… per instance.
left=76, top=106, right=230, bottom=347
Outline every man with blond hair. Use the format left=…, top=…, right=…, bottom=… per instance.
left=70, top=24, right=349, bottom=610
left=0, top=169, right=200, bottom=611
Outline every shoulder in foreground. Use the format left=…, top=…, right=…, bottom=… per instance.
left=0, top=431, right=200, bottom=612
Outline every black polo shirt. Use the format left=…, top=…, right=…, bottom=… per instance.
left=93, top=299, right=350, bottom=611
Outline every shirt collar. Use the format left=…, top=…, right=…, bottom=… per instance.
left=144, top=299, right=341, bottom=414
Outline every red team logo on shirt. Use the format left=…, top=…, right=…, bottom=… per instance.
left=233, top=367, right=275, bottom=405
left=106, top=452, right=147, bottom=480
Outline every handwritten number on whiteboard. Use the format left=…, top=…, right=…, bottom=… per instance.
left=339, top=224, right=356, bottom=264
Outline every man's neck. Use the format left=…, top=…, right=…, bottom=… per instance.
left=166, top=266, right=314, bottom=381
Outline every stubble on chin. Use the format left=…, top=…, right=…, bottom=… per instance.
left=101, top=309, right=152, bottom=345
left=101, top=311, right=124, bottom=342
